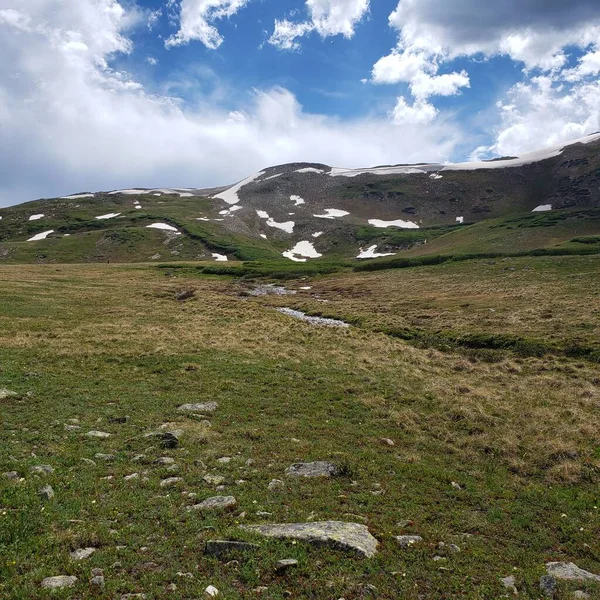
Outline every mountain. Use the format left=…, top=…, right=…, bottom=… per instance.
left=1, top=133, right=600, bottom=264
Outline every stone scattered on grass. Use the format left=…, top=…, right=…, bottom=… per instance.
left=65, top=424, right=81, bottom=431
left=204, top=540, right=258, bottom=558
left=500, top=575, right=518, bottom=595
left=546, top=562, right=600, bottom=582
left=30, top=465, right=54, bottom=475
left=191, top=496, right=237, bottom=512
left=268, top=479, right=285, bottom=491
left=3, top=471, right=19, bottom=480
left=0, top=389, right=18, bottom=400
left=573, top=591, right=591, bottom=599
left=90, top=575, right=105, bottom=587
left=41, top=575, right=77, bottom=589
left=178, top=402, right=218, bottom=413
left=381, top=438, right=395, bottom=447
left=86, top=431, right=111, bottom=439
left=539, top=575, right=556, bottom=597
left=145, top=431, right=180, bottom=449
left=285, top=462, right=338, bottom=478
left=70, top=547, right=96, bottom=561
left=124, top=473, right=140, bottom=481
left=241, top=521, right=378, bottom=558
left=395, top=535, right=423, bottom=549
left=217, top=457, right=232, bottom=464
left=276, top=559, right=298, bottom=571
left=38, top=484, right=54, bottom=500
left=160, top=477, right=183, bottom=488
left=81, top=458, right=96, bottom=466
left=154, top=457, right=175, bottom=465
left=204, top=474, right=226, bottom=485
left=205, top=585, right=219, bottom=597
left=95, top=453, right=115, bottom=461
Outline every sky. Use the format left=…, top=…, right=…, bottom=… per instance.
left=0, top=0, right=599, bottom=206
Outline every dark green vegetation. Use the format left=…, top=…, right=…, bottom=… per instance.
left=1, top=256, right=600, bottom=598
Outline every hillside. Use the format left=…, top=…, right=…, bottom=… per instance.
left=1, top=133, right=600, bottom=264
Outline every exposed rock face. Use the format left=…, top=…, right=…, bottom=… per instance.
left=241, top=521, right=378, bottom=558
left=285, top=462, right=337, bottom=477
left=546, top=562, right=600, bottom=582
left=41, top=575, right=78, bottom=589
left=178, top=402, right=218, bottom=413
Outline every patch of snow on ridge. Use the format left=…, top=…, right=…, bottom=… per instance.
left=95, top=213, right=121, bottom=220
left=532, top=204, right=552, bottom=212
left=29, top=214, right=44, bottom=221
left=260, top=234, right=267, bottom=239
left=369, top=219, right=419, bottom=229
left=267, top=219, right=294, bottom=233
left=212, top=253, right=228, bottom=262
left=263, top=173, right=283, bottom=180
left=314, top=209, right=349, bottom=219
left=27, top=230, right=54, bottom=241
left=214, top=171, right=265, bottom=205
left=110, top=189, right=152, bottom=195
left=296, top=167, right=325, bottom=174
left=256, top=210, right=269, bottom=219
left=61, top=193, right=94, bottom=199
left=312, top=232, right=323, bottom=238
left=291, top=195, right=305, bottom=206
left=330, top=166, right=427, bottom=178
left=456, top=216, right=464, bottom=224
left=357, top=245, right=395, bottom=259
left=282, top=241, right=323, bottom=262
left=429, top=173, right=443, bottom=180
left=146, top=223, right=180, bottom=233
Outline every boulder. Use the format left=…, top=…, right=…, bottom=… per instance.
left=395, top=535, right=423, bottom=549
left=546, top=562, right=600, bottom=582
left=191, top=496, right=237, bottom=512
left=178, top=402, right=218, bottom=413
left=285, top=462, right=337, bottom=478
left=41, top=576, right=77, bottom=589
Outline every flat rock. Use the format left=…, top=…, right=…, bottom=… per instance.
left=204, top=540, right=258, bottom=558
left=86, top=431, right=111, bottom=439
left=70, top=547, right=96, bottom=560
left=192, top=496, right=237, bottom=512
left=285, top=462, right=337, bottom=478
left=395, top=535, right=423, bottom=548
left=38, top=484, right=54, bottom=500
left=276, top=558, right=298, bottom=571
left=178, top=402, right=218, bottom=413
left=154, top=457, right=175, bottom=465
left=241, top=521, right=378, bottom=558
left=160, top=477, right=183, bottom=488
left=546, top=562, right=600, bottom=582
left=41, top=575, right=77, bottom=589
left=203, top=474, right=226, bottom=485
left=30, top=465, right=54, bottom=475
left=501, top=575, right=518, bottom=595
left=95, top=453, right=115, bottom=460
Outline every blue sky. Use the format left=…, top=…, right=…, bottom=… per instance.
left=0, top=0, right=599, bottom=205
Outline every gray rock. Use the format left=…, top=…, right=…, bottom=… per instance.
left=160, top=477, right=183, bottom=488
left=38, top=484, right=54, bottom=500
left=70, top=547, right=96, bottom=560
left=204, top=540, right=258, bottom=558
left=178, top=402, right=218, bottom=413
left=30, top=465, right=54, bottom=475
left=285, top=461, right=337, bottom=478
left=217, top=457, right=232, bottom=464
left=276, top=559, right=298, bottom=571
left=205, top=585, right=219, bottom=597
left=65, top=424, right=81, bottom=431
left=41, top=575, right=77, bottom=589
left=145, top=431, right=180, bottom=449
left=95, top=453, right=115, bottom=461
left=191, top=496, right=237, bottom=512
left=154, top=457, right=175, bottom=465
left=3, top=471, right=19, bottom=480
left=395, top=535, right=423, bottom=549
left=546, top=562, right=600, bottom=582
left=241, top=521, right=378, bottom=558
left=573, top=592, right=590, bottom=599
left=501, top=575, right=518, bottom=595
left=0, top=388, right=18, bottom=400
left=268, top=479, right=285, bottom=491
left=540, top=575, right=557, bottom=598
left=203, top=474, right=226, bottom=485
left=81, top=458, right=97, bottom=466
left=91, top=568, right=104, bottom=577
left=90, top=575, right=105, bottom=587
left=124, top=473, right=140, bottom=481
left=86, top=431, right=111, bottom=439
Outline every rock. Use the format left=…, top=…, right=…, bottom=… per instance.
left=573, top=592, right=590, bottom=599
left=546, top=562, right=600, bottom=582
left=41, top=575, right=78, bottom=589
left=246, top=459, right=255, bottom=467
left=125, top=473, right=140, bottom=481
left=0, top=389, right=18, bottom=400
left=30, top=465, right=54, bottom=475
left=38, top=484, right=54, bottom=500
left=81, top=458, right=96, bottom=466
left=166, top=464, right=179, bottom=472
left=90, top=575, right=105, bottom=587
left=91, top=568, right=104, bottom=577
left=144, top=431, right=180, bottom=449
left=268, top=479, right=285, bottom=491
left=192, top=496, right=237, bottom=512
left=540, top=575, right=557, bottom=598
left=451, top=481, right=463, bottom=490
left=276, top=558, right=298, bottom=571
left=257, top=511, right=273, bottom=517
left=500, top=575, right=518, bottom=595
left=241, top=521, right=378, bottom=558
left=70, top=547, right=96, bottom=560
left=108, top=415, right=130, bottom=424
left=95, top=453, right=115, bottom=460
left=65, top=424, right=81, bottom=431
left=160, top=477, right=183, bottom=488
left=395, top=535, right=423, bottom=549
left=217, top=457, right=232, bottom=464
left=203, top=474, right=226, bottom=485
left=285, top=462, right=337, bottom=478
left=3, top=471, right=19, bottom=480
left=86, top=431, right=111, bottom=439
left=178, top=402, right=218, bottom=413
left=205, top=585, right=219, bottom=597
left=154, top=457, right=175, bottom=465
left=381, top=438, right=395, bottom=446
left=204, top=540, right=259, bottom=558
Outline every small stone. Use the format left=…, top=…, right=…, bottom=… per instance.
left=573, top=592, right=591, bottom=599
left=124, top=473, right=140, bottom=481
left=166, top=583, right=177, bottom=592
left=546, top=562, right=600, bottom=582
left=203, top=474, right=226, bottom=485
left=257, top=511, right=273, bottom=517
left=381, top=438, right=395, bottom=446
left=395, top=535, right=423, bottom=549
left=38, top=484, right=54, bottom=500
left=205, top=585, right=219, bottom=597
left=191, top=496, right=237, bottom=512
left=246, top=459, right=255, bottom=467
left=95, top=453, right=115, bottom=460
left=500, top=575, right=518, bottom=595
left=91, top=568, right=104, bottom=577
left=268, top=479, right=284, bottom=491
left=217, top=457, right=232, bottom=464
left=70, top=547, right=96, bottom=561
left=86, top=431, right=111, bottom=439
left=3, top=471, right=19, bottom=480
left=160, top=477, right=183, bottom=488
left=178, top=402, right=218, bottom=413
left=90, top=575, right=105, bottom=587
left=166, top=464, right=179, bottom=472
left=236, top=479, right=247, bottom=485
left=276, top=559, right=298, bottom=571
left=65, top=424, right=81, bottom=431
left=285, top=462, right=337, bottom=478
left=204, top=540, right=258, bottom=558
left=254, top=586, right=269, bottom=594
left=41, top=576, right=78, bottom=589
left=154, top=457, right=175, bottom=465
left=144, top=431, right=180, bottom=449
left=432, top=556, right=446, bottom=562
left=177, top=572, right=195, bottom=579
left=81, top=458, right=97, bottom=466
left=451, top=481, right=463, bottom=490
left=30, top=465, right=54, bottom=475
left=0, top=389, right=18, bottom=400
left=540, top=575, right=557, bottom=598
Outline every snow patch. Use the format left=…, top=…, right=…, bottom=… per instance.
left=276, top=308, right=349, bottom=328
left=356, top=245, right=396, bottom=259
left=27, top=230, right=54, bottom=241
left=146, top=223, right=180, bottom=233
left=314, top=209, right=349, bottom=219
left=456, top=216, right=464, bottom=224
left=61, top=193, right=94, bottom=199
left=214, top=171, right=265, bottom=205
left=267, top=219, right=294, bottom=233
left=212, top=253, right=228, bottom=262
left=256, top=210, right=269, bottom=219
left=263, top=173, right=283, bottom=180
left=296, top=167, right=325, bottom=174
left=260, top=234, right=267, bottom=239
left=197, top=217, right=210, bottom=221
left=429, top=173, right=443, bottom=180
left=95, top=213, right=121, bottom=220
left=532, top=204, right=552, bottom=212
left=368, top=219, right=419, bottom=229
left=290, top=195, right=305, bottom=205
left=282, top=241, right=322, bottom=262
left=312, top=232, right=324, bottom=238
left=110, top=189, right=152, bottom=195
left=29, top=214, right=45, bottom=221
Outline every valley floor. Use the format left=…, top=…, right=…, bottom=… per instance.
left=1, top=257, right=600, bottom=599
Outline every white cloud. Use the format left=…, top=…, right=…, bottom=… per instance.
left=165, top=0, right=250, bottom=49
left=391, top=97, right=438, bottom=125
left=269, top=0, right=369, bottom=51
left=409, top=71, right=470, bottom=99
left=371, top=50, right=433, bottom=85
left=564, top=47, right=600, bottom=81
left=0, top=0, right=460, bottom=207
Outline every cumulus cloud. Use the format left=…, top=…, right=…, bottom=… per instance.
left=391, top=98, right=437, bottom=125
left=165, top=0, right=250, bottom=49
left=268, top=0, right=369, bottom=51
left=0, top=0, right=460, bottom=207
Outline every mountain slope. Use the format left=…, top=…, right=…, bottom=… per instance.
left=1, top=133, right=600, bottom=264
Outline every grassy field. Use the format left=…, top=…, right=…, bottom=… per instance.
left=1, top=258, right=600, bottom=599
